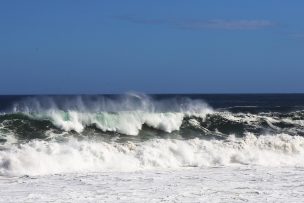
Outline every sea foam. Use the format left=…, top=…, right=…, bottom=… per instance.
left=1, top=133, right=304, bottom=176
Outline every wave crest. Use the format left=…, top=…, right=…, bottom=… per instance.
left=1, top=94, right=213, bottom=136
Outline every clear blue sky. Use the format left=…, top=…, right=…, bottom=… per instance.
left=1, top=0, right=304, bottom=94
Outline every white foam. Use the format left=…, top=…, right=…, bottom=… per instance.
left=10, top=94, right=213, bottom=135
left=28, top=110, right=207, bottom=135
left=1, top=167, right=304, bottom=202
left=1, top=133, right=304, bottom=176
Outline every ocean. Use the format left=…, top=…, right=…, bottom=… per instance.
left=1, top=93, right=304, bottom=202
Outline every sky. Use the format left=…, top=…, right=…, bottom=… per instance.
left=0, top=0, right=304, bottom=94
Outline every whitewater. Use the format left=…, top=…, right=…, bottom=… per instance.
left=1, top=94, right=304, bottom=202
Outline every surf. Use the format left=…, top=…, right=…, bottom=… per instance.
left=1, top=133, right=304, bottom=176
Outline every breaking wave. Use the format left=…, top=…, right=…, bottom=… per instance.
left=1, top=109, right=304, bottom=138
left=0, top=94, right=214, bottom=137
left=1, top=94, right=304, bottom=176
left=1, top=133, right=304, bottom=176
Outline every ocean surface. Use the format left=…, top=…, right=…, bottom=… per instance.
left=1, top=93, right=304, bottom=202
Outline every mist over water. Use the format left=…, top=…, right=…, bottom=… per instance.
left=1, top=93, right=304, bottom=176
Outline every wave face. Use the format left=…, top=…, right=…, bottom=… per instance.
left=1, top=94, right=304, bottom=176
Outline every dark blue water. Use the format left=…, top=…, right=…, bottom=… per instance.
left=1, top=94, right=304, bottom=111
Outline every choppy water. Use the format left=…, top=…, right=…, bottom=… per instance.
left=1, top=93, right=304, bottom=176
